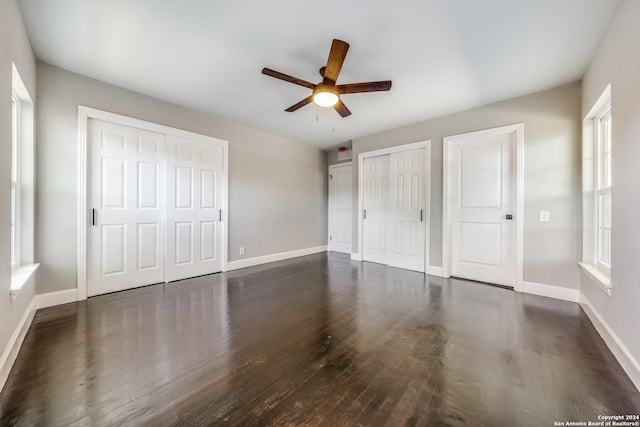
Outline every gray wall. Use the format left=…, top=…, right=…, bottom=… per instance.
left=580, top=0, right=640, bottom=369
left=352, top=82, right=582, bottom=288
left=36, top=63, right=328, bottom=294
left=0, top=0, right=37, bottom=369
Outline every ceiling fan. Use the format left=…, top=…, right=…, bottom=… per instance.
left=262, top=39, right=392, bottom=118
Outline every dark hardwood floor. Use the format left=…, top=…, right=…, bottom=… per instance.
left=1, top=253, right=639, bottom=426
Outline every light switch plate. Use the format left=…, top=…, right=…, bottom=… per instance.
left=539, top=211, right=550, bottom=222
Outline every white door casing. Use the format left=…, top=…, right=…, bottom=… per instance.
left=359, top=141, right=430, bottom=273
left=88, top=119, right=165, bottom=296
left=443, top=124, right=524, bottom=289
left=165, top=135, right=224, bottom=282
left=78, top=106, right=229, bottom=300
left=328, top=163, right=353, bottom=254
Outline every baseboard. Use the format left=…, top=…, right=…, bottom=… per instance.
left=226, top=246, right=328, bottom=271
left=580, top=293, right=640, bottom=391
left=0, top=298, right=37, bottom=393
left=428, top=266, right=445, bottom=277
left=519, top=281, right=580, bottom=303
left=1, top=288, right=79, bottom=393
left=35, top=289, right=78, bottom=309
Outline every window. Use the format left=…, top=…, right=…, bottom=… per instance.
left=580, top=85, right=612, bottom=295
left=596, top=106, right=612, bottom=268
left=10, top=63, right=37, bottom=301
left=11, top=95, right=19, bottom=270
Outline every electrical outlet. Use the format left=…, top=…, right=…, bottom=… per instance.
left=239, top=247, right=245, bottom=256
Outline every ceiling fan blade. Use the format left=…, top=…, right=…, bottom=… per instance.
left=323, top=39, right=349, bottom=83
left=333, top=99, right=352, bottom=118
left=337, top=80, right=392, bottom=94
left=262, top=68, right=316, bottom=89
left=285, top=95, right=314, bottom=112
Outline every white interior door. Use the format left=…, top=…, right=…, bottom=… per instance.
left=363, top=155, right=390, bottom=264
left=450, top=132, right=516, bottom=286
left=389, top=149, right=426, bottom=272
left=328, top=163, right=353, bottom=254
left=165, top=135, right=224, bottom=282
left=88, top=119, right=165, bottom=296
left=363, top=149, right=426, bottom=272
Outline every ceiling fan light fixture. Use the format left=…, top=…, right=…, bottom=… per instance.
left=313, top=84, right=339, bottom=107
left=262, top=39, right=390, bottom=117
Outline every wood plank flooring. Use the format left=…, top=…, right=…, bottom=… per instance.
left=1, top=252, right=639, bottom=426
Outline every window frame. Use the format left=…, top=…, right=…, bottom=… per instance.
left=10, top=63, right=38, bottom=301
left=11, top=93, right=21, bottom=271
left=579, top=84, right=612, bottom=296
left=596, top=105, right=611, bottom=270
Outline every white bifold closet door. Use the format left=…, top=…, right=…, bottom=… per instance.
left=363, top=148, right=426, bottom=272
left=88, top=119, right=223, bottom=297
left=363, top=155, right=390, bottom=265
left=165, top=135, right=223, bottom=282
left=88, top=119, right=165, bottom=296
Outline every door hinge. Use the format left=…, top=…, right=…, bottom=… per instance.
left=219, top=209, right=223, bottom=221
left=420, top=209, right=423, bottom=222
left=363, top=209, right=367, bottom=219
left=330, top=236, right=332, bottom=240
left=329, top=174, right=333, bottom=180
left=91, top=208, right=96, bottom=226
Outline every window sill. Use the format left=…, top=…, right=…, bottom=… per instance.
left=578, top=262, right=612, bottom=296
left=10, top=263, right=39, bottom=302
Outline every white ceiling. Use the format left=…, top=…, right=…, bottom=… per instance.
left=18, top=0, right=618, bottom=150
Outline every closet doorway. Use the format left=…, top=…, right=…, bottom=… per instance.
left=78, top=107, right=228, bottom=298
left=358, top=141, right=430, bottom=273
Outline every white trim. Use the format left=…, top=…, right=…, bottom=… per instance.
left=578, top=262, right=612, bottom=296
left=424, top=144, right=432, bottom=275
left=580, top=293, right=640, bottom=391
left=356, top=141, right=431, bottom=270
left=222, top=144, right=230, bottom=272
left=77, top=107, right=88, bottom=301
left=584, top=84, right=612, bottom=121
left=327, top=162, right=353, bottom=254
left=226, top=246, right=328, bottom=271
left=10, top=263, right=39, bottom=302
left=0, top=298, right=37, bottom=393
left=442, top=123, right=525, bottom=290
left=77, top=106, right=229, bottom=301
left=1, top=288, right=80, bottom=393
left=520, top=281, right=579, bottom=303
left=427, top=266, right=445, bottom=277
left=35, top=289, right=78, bottom=310
left=582, top=85, right=612, bottom=286
left=11, top=63, right=36, bottom=273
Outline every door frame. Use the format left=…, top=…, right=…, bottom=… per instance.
left=355, top=140, right=431, bottom=273
left=327, top=162, right=352, bottom=254
left=76, top=106, right=229, bottom=301
left=442, top=123, right=524, bottom=291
